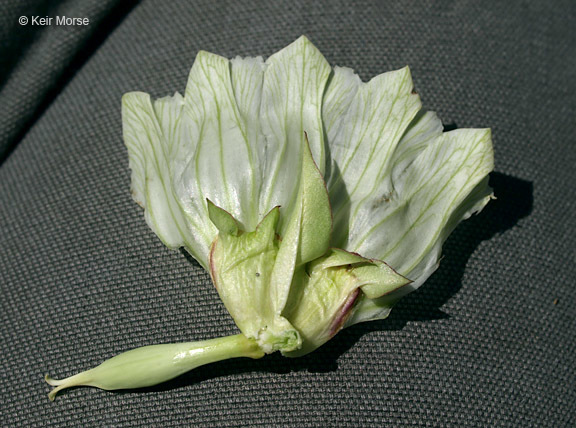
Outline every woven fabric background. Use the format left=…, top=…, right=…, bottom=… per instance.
left=1, top=0, right=574, bottom=426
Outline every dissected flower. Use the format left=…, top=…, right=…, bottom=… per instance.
left=46, top=36, right=493, bottom=400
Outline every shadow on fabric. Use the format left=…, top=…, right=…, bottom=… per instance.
left=119, top=171, right=533, bottom=395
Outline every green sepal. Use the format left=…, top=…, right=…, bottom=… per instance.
left=295, top=133, right=333, bottom=265
left=310, top=247, right=369, bottom=269
left=355, top=260, right=411, bottom=299
left=282, top=249, right=410, bottom=357
left=269, top=134, right=333, bottom=321
left=209, top=205, right=301, bottom=353
left=207, top=199, right=239, bottom=236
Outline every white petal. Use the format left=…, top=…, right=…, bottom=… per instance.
left=258, top=36, right=332, bottom=234
left=122, top=92, right=207, bottom=263
left=324, top=66, right=422, bottom=248
left=348, top=128, right=494, bottom=324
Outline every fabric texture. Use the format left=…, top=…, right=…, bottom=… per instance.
left=1, top=0, right=574, bottom=426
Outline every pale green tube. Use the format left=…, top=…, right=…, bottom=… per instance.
left=45, top=333, right=264, bottom=401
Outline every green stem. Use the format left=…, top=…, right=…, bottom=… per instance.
left=45, top=333, right=264, bottom=401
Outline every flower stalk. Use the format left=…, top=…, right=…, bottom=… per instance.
left=46, top=334, right=264, bottom=400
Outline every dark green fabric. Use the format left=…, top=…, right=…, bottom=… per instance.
left=1, top=1, right=574, bottom=426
